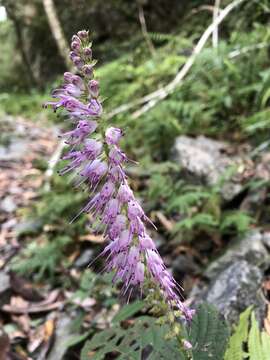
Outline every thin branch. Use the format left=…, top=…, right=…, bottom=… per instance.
left=42, top=0, right=73, bottom=71
left=131, top=0, right=246, bottom=119
left=137, top=0, right=156, bottom=57
left=228, top=42, right=268, bottom=58
left=212, top=0, right=221, bottom=47
left=187, top=5, right=215, bottom=19
left=106, top=0, right=247, bottom=121
left=44, top=139, right=66, bottom=192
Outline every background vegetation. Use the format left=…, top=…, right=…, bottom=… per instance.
left=0, top=0, right=270, bottom=359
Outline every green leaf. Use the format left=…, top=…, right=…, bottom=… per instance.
left=80, top=316, right=186, bottom=360
left=112, top=301, right=145, bottom=323
left=261, top=332, right=270, bottom=359
left=63, top=330, right=92, bottom=349
left=189, top=303, right=230, bottom=360
left=224, top=306, right=252, bottom=360
left=225, top=307, right=270, bottom=360
left=248, top=312, right=265, bottom=360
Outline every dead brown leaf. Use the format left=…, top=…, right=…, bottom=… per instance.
left=155, top=211, right=174, bottom=232
left=10, top=272, right=44, bottom=302
left=264, top=304, right=270, bottom=336
left=11, top=314, right=31, bottom=334
left=0, top=333, right=10, bottom=360
left=2, top=290, right=62, bottom=314
left=79, top=234, right=104, bottom=243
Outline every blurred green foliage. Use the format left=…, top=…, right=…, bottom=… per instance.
left=5, top=0, right=270, bottom=280
left=1, top=1, right=270, bottom=357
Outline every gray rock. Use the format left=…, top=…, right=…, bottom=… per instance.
left=205, top=230, right=269, bottom=279
left=205, top=260, right=264, bottom=324
left=74, top=249, right=94, bottom=268
left=172, top=135, right=245, bottom=200
left=0, top=139, right=28, bottom=161
left=262, top=231, right=270, bottom=250
left=190, top=230, right=269, bottom=324
left=46, top=315, right=73, bottom=360
left=15, top=220, right=42, bottom=236
left=0, top=272, right=10, bottom=294
left=172, top=255, right=201, bottom=275
left=0, top=271, right=11, bottom=307
left=0, top=196, right=17, bottom=213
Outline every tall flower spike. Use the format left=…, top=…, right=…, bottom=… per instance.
left=45, top=30, right=194, bottom=321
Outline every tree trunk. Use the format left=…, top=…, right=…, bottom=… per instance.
left=42, top=0, right=72, bottom=71
left=137, top=0, right=156, bottom=57
left=3, top=2, right=39, bottom=88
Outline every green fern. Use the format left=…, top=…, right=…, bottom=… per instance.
left=80, top=316, right=185, bottom=360
left=148, top=32, right=179, bottom=43
left=168, top=191, right=211, bottom=214
left=80, top=302, right=230, bottom=360
left=220, top=211, right=253, bottom=234
left=189, top=303, right=230, bottom=360
left=224, top=306, right=252, bottom=360
left=11, top=236, right=72, bottom=280
left=173, top=213, right=218, bottom=233
left=225, top=307, right=270, bottom=360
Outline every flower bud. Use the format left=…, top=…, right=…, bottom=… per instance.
left=72, top=35, right=81, bottom=42
left=69, top=51, right=77, bottom=61
left=182, top=340, right=192, bottom=350
left=88, top=80, right=99, bottom=98
left=84, top=47, right=92, bottom=58
left=105, top=127, right=122, bottom=145
left=82, top=65, right=93, bottom=76
left=73, top=56, right=84, bottom=69
left=71, top=41, right=81, bottom=51
left=72, top=75, right=83, bottom=88
left=78, top=30, right=88, bottom=39
left=63, top=72, right=74, bottom=83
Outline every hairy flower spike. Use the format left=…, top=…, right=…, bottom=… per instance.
left=45, top=30, right=193, bottom=321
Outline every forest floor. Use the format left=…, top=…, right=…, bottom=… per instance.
left=0, top=116, right=60, bottom=359
left=1, top=115, right=270, bottom=360
left=0, top=116, right=103, bottom=359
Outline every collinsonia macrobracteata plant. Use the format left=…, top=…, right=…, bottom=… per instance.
left=45, top=30, right=194, bottom=325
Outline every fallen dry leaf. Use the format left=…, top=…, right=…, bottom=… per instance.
left=264, top=304, right=270, bottom=336
left=44, top=319, right=55, bottom=342
left=79, top=234, right=104, bottom=243
left=0, top=333, right=10, bottom=360
left=155, top=211, right=174, bottom=232
left=69, top=296, right=96, bottom=310
left=11, top=314, right=31, bottom=334
left=10, top=272, right=44, bottom=302
left=2, top=290, right=62, bottom=314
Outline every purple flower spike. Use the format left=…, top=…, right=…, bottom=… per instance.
left=78, top=30, right=88, bottom=39
left=45, top=30, right=194, bottom=322
left=88, top=80, right=99, bottom=98
left=105, top=127, right=122, bottom=145
left=83, top=139, right=103, bottom=159
left=84, top=47, right=92, bottom=58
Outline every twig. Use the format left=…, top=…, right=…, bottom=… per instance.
left=106, top=0, right=246, bottom=121
left=137, top=0, right=156, bottom=57
left=44, top=139, right=65, bottom=192
left=228, top=42, right=268, bottom=58
left=188, top=5, right=215, bottom=16
left=131, top=0, right=246, bottom=119
left=213, top=0, right=221, bottom=47
left=42, top=0, right=73, bottom=71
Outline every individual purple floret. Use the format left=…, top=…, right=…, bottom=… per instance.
left=45, top=30, right=193, bottom=321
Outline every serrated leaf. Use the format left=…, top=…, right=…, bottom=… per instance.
left=224, top=306, right=252, bottom=360
left=248, top=312, right=265, bottom=360
left=80, top=316, right=186, bottom=360
left=261, top=332, right=270, bottom=359
left=189, top=303, right=230, bottom=360
left=112, top=301, right=145, bottom=323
